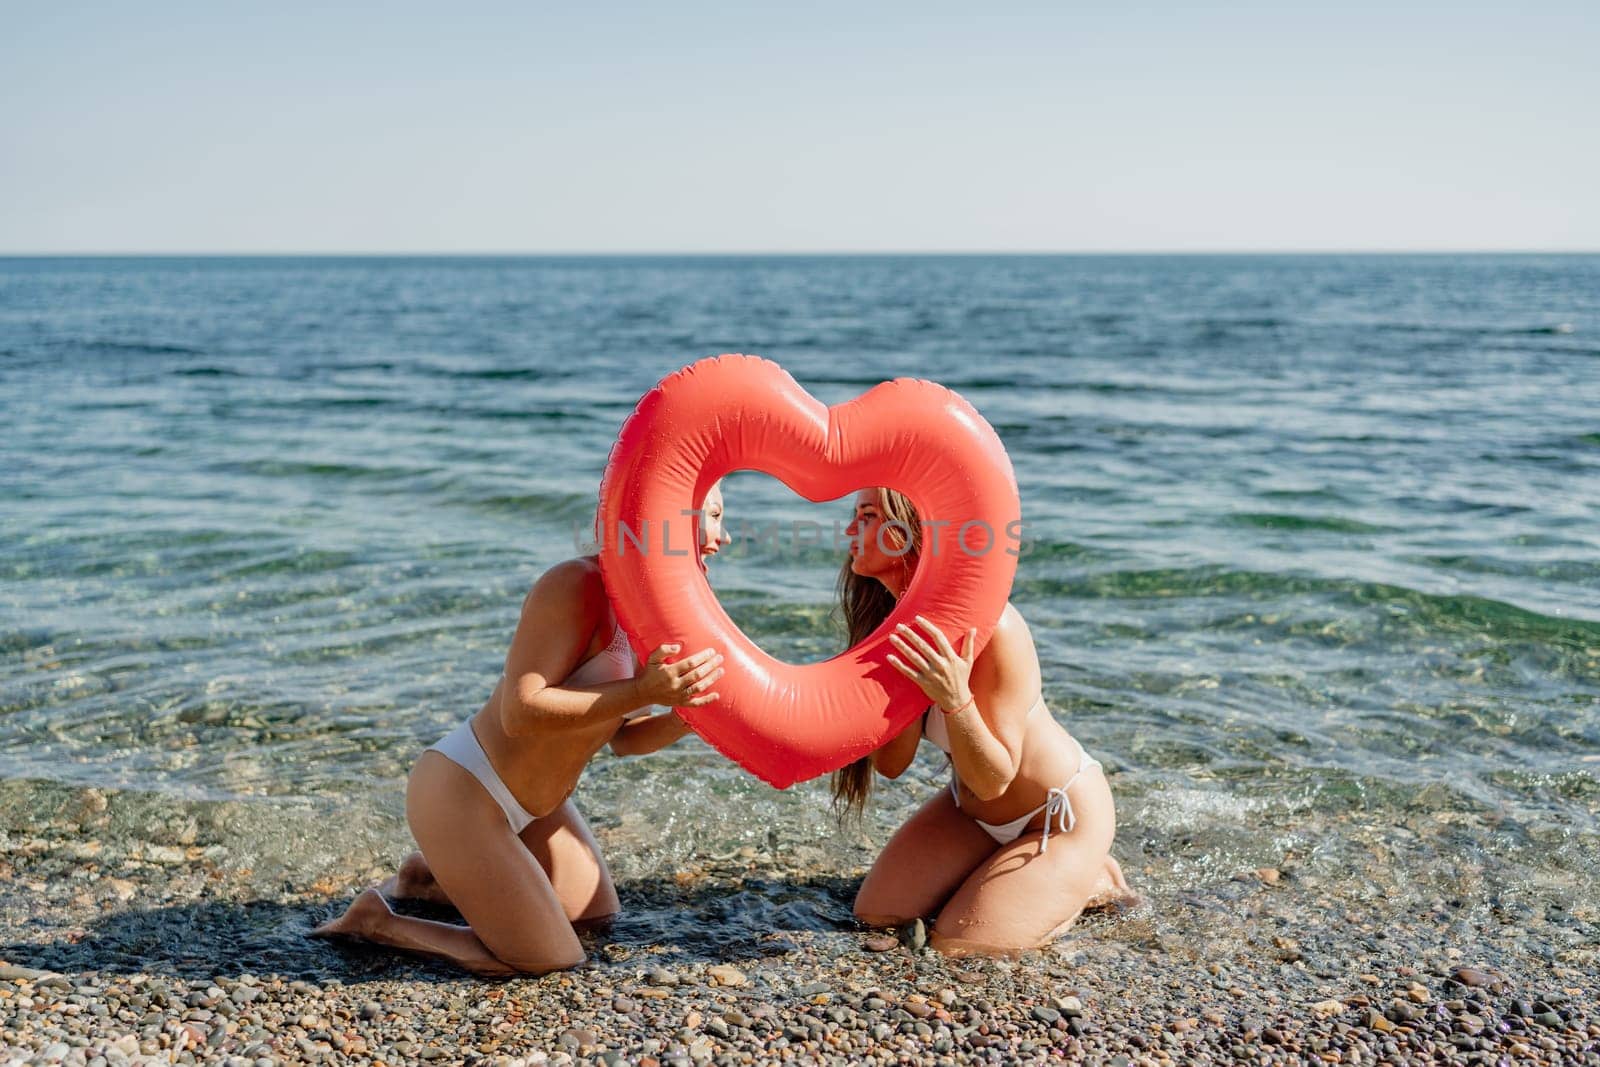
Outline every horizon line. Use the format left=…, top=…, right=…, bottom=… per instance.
left=2, top=248, right=1599, bottom=259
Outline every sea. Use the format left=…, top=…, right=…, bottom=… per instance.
left=2, top=254, right=1597, bottom=962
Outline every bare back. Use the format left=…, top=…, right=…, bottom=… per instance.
left=469, top=557, right=635, bottom=817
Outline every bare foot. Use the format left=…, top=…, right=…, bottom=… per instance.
left=1083, top=855, right=1141, bottom=914
left=1083, top=888, right=1142, bottom=914
left=378, top=851, right=451, bottom=905
left=311, top=888, right=392, bottom=940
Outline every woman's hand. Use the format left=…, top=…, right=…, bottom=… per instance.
left=634, top=644, right=724, bottom=708
left=886, top=616, right=977, bottom=712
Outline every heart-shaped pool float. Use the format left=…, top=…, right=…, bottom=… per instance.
left=597, top=354, right=1020, bottom=788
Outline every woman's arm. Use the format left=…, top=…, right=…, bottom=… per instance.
left=887, top=610, right=1036, bottom=801
left=499, top=560, right=723, bottom=737
left=871, top=714, right=924, bottom=779
left=608, top=710, right=693, bottom=756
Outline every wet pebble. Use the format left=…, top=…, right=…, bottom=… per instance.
left=906, top=918, right=927, bottom=953
left=706, top=965, right=745, bottom=987
left=0, top=824, right=1594, bottom=1067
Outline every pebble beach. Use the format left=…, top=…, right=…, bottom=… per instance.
left=2, top=781, right=1596, bottom=1066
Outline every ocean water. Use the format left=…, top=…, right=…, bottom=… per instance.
left=2, top=254, right=1598, bottom=958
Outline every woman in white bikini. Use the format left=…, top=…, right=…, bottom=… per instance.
left=313, top=484, right=732, bottom=975
left=834, top=487, right=1134, bottom=955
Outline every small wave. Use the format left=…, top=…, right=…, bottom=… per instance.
left=1257, top=487, right=1345, bottom=503
left=1011, top=537, right=1114, bottom=563
left=171, top=366, right=244, bottom=377
left=441, top=405, right=592, bottom=422
left=961, top=303, right=1031, bottom=320
left=1479, top=449, right=1595, bottom=471
left=1068, top=381, right=1158, bottom=394
left=1020, top=566, right=1600, bottom=642
left=215, top=546, right=368, bottom=579
left=1374, top=321, right=1578, bottom=339
left=213, top=459, right=439, bottom=482
left=306, top=395, right=392, bottom=409
left=939, top=375, right=1027, bottom=391
left=324, top=360, right=397, bottom=373
left=1226, top=512, right=1392, bottom=534
left=979, top=379, right=1152, bottom=396
left=464, top=489, right=598, bottom=523
left=239, top=394, right=400, bottom=413
left=417, top=366, right=551, bottom=382
left=67, top=340, right=206, bottom=356
left=1476, top=339, right=1600, bottom=358
left=1191, top=317, right=1290, bottom=331
left=1131, top=785, right=1268, bottom=831
left=242, top=394, right=592, bottom=422
left=64, top=400, right=149, bottom=412
left=798, top=374, right=914, bottom=388
left=1406, top=553, right=1600, bottom=584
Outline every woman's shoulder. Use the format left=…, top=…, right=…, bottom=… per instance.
left=980, top=602, right=1037, bottom=659
left=523, top=555, right=608, bottom=611
left=968, top=603, right=1041, bottom=698
left=992, top=601, right=1032, bottom=639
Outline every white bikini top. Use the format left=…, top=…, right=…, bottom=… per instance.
left=564, top=607, right=636, bottom=688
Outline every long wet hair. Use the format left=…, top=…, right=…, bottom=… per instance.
left=831, top=487, right=923, bottom=818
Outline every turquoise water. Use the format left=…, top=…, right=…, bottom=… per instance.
left=2, top=254, right=1597, bottom=937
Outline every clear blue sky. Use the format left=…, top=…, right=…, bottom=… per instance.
left=2, top=2, right=1595, bottom=253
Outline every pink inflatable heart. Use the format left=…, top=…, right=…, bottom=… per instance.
left=597, top=354, right=1020, bottom=788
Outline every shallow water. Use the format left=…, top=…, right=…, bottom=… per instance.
left=2, top=254, right=1598, bottom=957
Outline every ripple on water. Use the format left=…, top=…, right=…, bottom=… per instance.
left=2, top=254, right=1597, bottom=950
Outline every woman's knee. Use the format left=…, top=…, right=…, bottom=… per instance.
left=852, top=880, right=919, bottom=927
left=522, top=802, right=622, bottom=921
left=569, top=893, right=620, bottom=926
left=494, top=936, right=586, bottom=976
left=928, top=925, right=1030, bottom=958
left=470, top=901, right=587, bottom=975
left=854, top=905, right=910, bottom=928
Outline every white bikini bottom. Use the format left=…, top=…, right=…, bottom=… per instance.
left=427, top=720, right=537, bottom=834
left=952, top=736, right=1102, bottom=852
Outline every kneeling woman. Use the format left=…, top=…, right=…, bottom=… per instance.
left=836, top=488, right=1133, bottom=955
left=314, top=485, right=732, bottom=975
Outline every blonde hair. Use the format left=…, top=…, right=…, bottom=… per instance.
left=831, top=487, right=922, bottom=818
